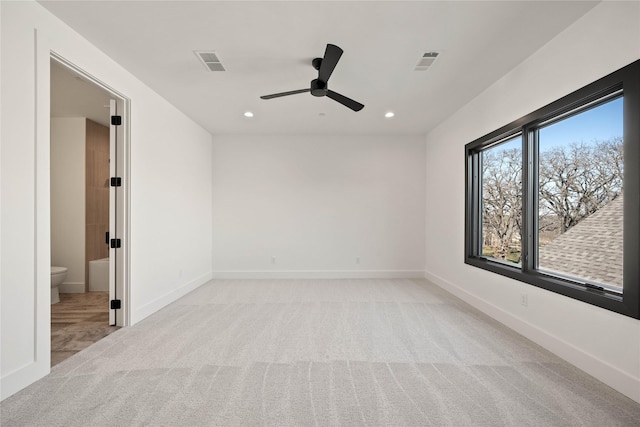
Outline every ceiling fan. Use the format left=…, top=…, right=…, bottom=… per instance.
left=260, top=44, right=364, bottom=112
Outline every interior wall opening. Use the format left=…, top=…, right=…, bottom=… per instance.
left=49, top=54, right=130, bottom=365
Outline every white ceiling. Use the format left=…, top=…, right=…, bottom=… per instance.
left=40, top=1, right=598, bottom=135
left=51, top=60, right=113, bottom=127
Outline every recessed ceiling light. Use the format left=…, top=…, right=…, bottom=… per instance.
left=385, top=111, right=395, bottom=118
left=244, top=111, right=254, bottom=118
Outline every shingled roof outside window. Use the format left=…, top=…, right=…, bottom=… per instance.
left=538, top=195, right=623, bottom=289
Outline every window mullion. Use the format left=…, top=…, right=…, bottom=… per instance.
left=521, top=126, right=538, bottom=273
left=474, top=152, right=483, bottom=256
left=465, top=151, right=481, bottom=258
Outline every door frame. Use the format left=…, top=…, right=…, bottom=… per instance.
left=50, top=52, right=131, bottom=327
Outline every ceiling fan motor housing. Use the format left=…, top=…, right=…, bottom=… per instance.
left=310, top=79, right=327, bottom=97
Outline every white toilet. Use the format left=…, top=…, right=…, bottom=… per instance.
left=51, top=266, right=67, bottom=304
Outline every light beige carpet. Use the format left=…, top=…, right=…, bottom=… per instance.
left=2, top=279, right=639, bottom=426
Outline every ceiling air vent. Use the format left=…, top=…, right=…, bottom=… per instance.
left=414, top=51, right=440, bottom=71
left=194, top=51, right=226, bottom=72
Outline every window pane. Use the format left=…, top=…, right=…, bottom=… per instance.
left=481, top=136, right=522, bottom=264
left=537, top=96, right=623, bottom=290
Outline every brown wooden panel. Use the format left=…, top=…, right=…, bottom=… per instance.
left=85, top=224, right=108, bottom=260
left=85, top=119, right=110, bottom=291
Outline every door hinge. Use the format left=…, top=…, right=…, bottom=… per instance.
left=110, top=177, right=122, bottom=187
left=110, top=299, right=122, bottom=310
left=105, top=231, right=110, bottom=245
left=110, top=238, right=121, bottom=249
left=111, top=115, right=122, bottom=126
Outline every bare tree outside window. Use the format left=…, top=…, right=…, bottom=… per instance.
left=481, top=137, right=522, bottom=263
left=536, top=95, right=624, bottom=289
left=538, top=138, right=623, bottom=239
left=479, top=97, right=624, bottom=280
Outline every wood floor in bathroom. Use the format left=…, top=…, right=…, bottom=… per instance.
left=51, top=291, right=119, bottom=366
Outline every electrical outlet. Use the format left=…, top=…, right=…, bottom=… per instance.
left=179, top=269, right=183, bottom=278
left=271, top=256, right=276, bottom=265
left=356, top=257, right=360, bottom=264
left=521, top=294, right=528, bottom=307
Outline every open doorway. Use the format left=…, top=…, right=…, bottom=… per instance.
left=49, top=55, right=129, bottom=366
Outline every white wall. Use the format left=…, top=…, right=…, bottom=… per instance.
left=50, top=118, right=85, bottom=291
left=131, top=101, right=214, bottom=322
left=424, top=1, right=640, bottom=403
left=213, top=135, right=425, bottom=278
left=1, top=0, right=213, bottom=400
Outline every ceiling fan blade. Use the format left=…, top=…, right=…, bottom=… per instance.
left=326, top=90, right=364, bottom=112
left=318, top=44, right=343, bottom=83
left=260, top=88, right=310, bottom=100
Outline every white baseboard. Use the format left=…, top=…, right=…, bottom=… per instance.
left=1, top=358, right=50, bottom=401
left=423, top=270, right=640, bottom=404
left=131, top=272, right=213, bottom=325
left=212, top=270, right=425, bottom=279
left=58, top=282, right=85, bottom=293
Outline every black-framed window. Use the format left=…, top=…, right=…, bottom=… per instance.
left=465, top=60, right=639, bottom=319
